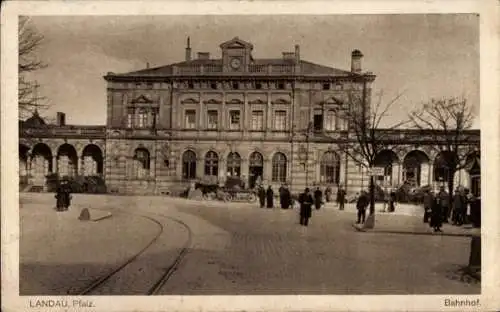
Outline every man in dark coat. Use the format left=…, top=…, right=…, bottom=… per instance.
left=336, top=186, right=346, bottom=210
left=430, top=197, right=443, bottom=232
left=356, top=191, right=369, bottom=224
left=437, top=186, right=450, bottom=223
left=266, top=186, right=274, bottom=208
left=55, top=182, right=66, bottom=211
left=258, top=185, right=266, bottom=208
left=388, top=191, right=396, bottom=212
left=280, top=184, right=291, bottom=209
left=422, top=189, right=434, bottom=223
left=299, top=188, right=314, bottom=226
left=314, top=187, right=323, bottom=210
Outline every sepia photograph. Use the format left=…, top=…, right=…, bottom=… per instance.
left=2, top=1, right=499, bottom=311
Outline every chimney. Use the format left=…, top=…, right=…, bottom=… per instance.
left=185, top=37, right=192, bottom=61
left=295, top=44, right=300, bottom=63
left=197, top=52, right=210, bottom=60
left=351, top=49, right=363, bottom=73
left=56, top=112, right=66, bottom=126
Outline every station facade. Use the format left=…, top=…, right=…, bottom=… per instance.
left=19, top=37, right=481, bottom=196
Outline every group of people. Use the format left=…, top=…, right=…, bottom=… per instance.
left=55, top=179, right=72, bottom=211
left=423, top=186, right=480, bottom=232
left=255, top=184, right=349, bottom=227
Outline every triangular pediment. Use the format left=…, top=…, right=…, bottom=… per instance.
left=131, top=94, right=153, bottom=104
left=271, top=98, right=290, bottom=104
left=220, top=37, right=253, bottom=50
left=181, top=98, right=199, bottom=104
left=203, top=98, right=222, bottom=104
left=248, top=99, right=266, bottom=105
left=226, top=98, right=243, bottom=104
left=324, top=97, right=343, bottom=105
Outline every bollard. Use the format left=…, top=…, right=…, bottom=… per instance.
left=468, top=235, right=481, bottom=268
left=78, top=208, right=91, bottom=221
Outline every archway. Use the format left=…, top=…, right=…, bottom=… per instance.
left=465, top=152, right=480, bottom=197
left=182, top=150, right=197, bottom=180
left=57, top=144, right=78, bottom=178
left=374, top=149, right=399, bottom=186
left=31, top=143, right=53, bottom=186
left=227, top=152, right=241, bottom=177
left=403, top=150, right=430, bottom=187
left=433, top=151, right=457, bottom=185
left=248, top=152, right=264, bottom=188
left=82, top=144, right=104, bottom=176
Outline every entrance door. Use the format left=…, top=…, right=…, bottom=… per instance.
left=249, top=166, right=263, bottom=189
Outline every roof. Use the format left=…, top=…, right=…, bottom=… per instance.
left=107, top=58, right=355, bottom=79
left=24, top=111, right=47, bottom=128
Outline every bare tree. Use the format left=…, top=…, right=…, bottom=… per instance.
left=337, top=77, right=407, bottom=219
left=19, top=16, right=47, bottom=119
left=409, top=98, right=477, bottom=207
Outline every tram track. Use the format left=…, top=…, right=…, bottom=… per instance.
left=68, top=205, right=192, bottom=296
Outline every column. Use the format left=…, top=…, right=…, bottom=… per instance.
left=198, top=98, right=203, bottom=129
left=264, top=158, right=272, bottom=186
left=76, top=156, right=81, bottom=176
left=266, top=91, right=272, bottom=130
left=398, top=161, right=404, bottom=186
left=196, top=156, right=204, bottom=180
left=241, top=158, right=249, bottom=187
left=218, top=157, right=226, bottom=184
left=52, top=156, right=57, bottom=174
left=420, top=162, right=429, bottom=187
left=428, top=161, right=434, bottom=189
left=243, top=91, right=248, bottom=133
left=150, top=157, right=156, bottom=178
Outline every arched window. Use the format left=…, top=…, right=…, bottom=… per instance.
left=227, top=152, right=241, bottom=177
left=182, top=150, right=197, bottom=180
left=133, top=148, right=150, bottom=178
left=272, top=152, right=287, bottom=182
left=320, top=151, right=340, bottom=184
left=204, top=151, right=219, bottom=176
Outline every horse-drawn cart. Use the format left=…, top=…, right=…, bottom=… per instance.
left=195, top=176, right=257, bottom=203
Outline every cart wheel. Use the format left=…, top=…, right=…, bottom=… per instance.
left=248, top=193, right=257, bottom=202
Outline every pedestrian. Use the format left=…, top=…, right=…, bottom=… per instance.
left=325, top=186, right=332, bottom=202
left=463, top=188, right=471, bottom=224
left=55, top=181, right=66, bottom=212
left=298, top=188, right=314, bottom=226
left=356, top=190, right=369, bottom=224
left=388, top=191, right=396, bottom=212
left=280, top=184, right=291, bottom=209
left=314, top=187, right=323, bottom=210
left=430, top=197, right=443, bottom=232
left=266, top=185, right=274, bottom=208
left=452, top=187, right=465, bottom=226
left=258, top=185, right=266, bottom=208
left=336, top=186, right=346, bottom=210
left=437, top=186, right=450, bottom=223
left=62, top=179, right=72, bottom=210
left=422, top=189, right=434, bottom=223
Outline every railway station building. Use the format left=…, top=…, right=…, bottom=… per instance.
left=19, top=37, right=481, bottom=196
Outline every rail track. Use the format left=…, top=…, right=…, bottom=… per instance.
left=68, top=206, right=192, bottom=295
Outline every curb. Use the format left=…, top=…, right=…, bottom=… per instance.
left=351, top=223, right=476, bottom=237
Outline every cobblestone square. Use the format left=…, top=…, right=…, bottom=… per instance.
left=19, top=193, right=479, bottom=295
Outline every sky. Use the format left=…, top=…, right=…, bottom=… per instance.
left=26, top=14, right=480, bottom=128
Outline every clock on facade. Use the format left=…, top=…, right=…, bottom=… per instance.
left=230, top=58, right=242, bottom=69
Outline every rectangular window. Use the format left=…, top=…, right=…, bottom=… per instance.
left=137, top=110, right=148, bottom=128
left=185, top=110, right=196, bottom=129
left=229, top=110, right=241, bottom=130
left=313, top=110, right=323, bottom=131
left=274, top=110, right=287, bottom=131
left=324, top=110, right=336, bottom=131
left=126, top=108, right=134, bottom=128
left=207, top=110, right=218, bottom=129
left=251, top=110, right=264, bottom=130
left=277, top=82, right=285, bottom=89
left=232, top=82, right=239, bottom=90
left=211, top=83, right=217, bottom=90
left=323, top=83, right=330, bottom=90
left=255, top=82, right=262, bottom=90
